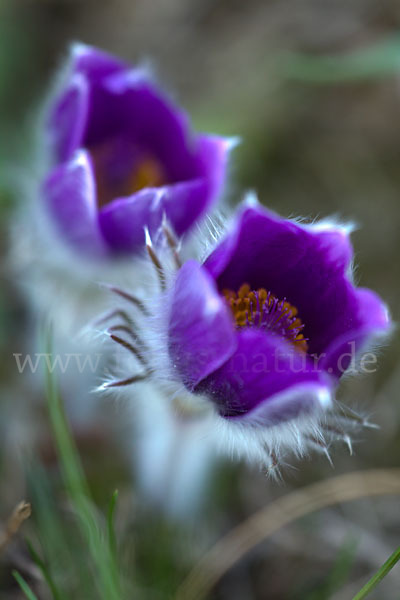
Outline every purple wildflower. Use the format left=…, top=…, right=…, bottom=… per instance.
left=43, top=43, right=233, bottom=257
left=119, top=199, right=389, bottom=466
left=88, top=129, right=391, bottom=467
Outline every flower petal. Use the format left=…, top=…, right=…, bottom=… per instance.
left=197, top=328, right=333, bottom=425
left=159, top=179, right=209, bottom=237
left=319, top=287, right=390, bottom=377
left=43, top=150, right=107, bottom=256
left=168, top=261, right=237, bottom=391
left=98, top=188, right=165, bottom=253
left=48, top=73, right=90, bottom=163
left=71, top=42, right=128, bottom=81
left=192, top=134, right=234, bottom=205
left=99, top=176, right=221, bottom=253
left=85, top=74, right=195, bottom=178
left=48, top=44, right=128, bottom=163
left=204, top=204, right=387, bottom=359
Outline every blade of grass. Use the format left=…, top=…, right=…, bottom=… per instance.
left=42, top=324, right=122, bottom=600
left=107, top=490, right=119, bottom=561
left=351, top=545, right=400, bottom=600
left=26, top=462, right=87, bottom=594
left=12, top=571, right=39, bottom=600
left=26, top=539, right=63, bottom=600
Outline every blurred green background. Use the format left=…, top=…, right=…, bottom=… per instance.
left=0, top=1, right=400, bottom=598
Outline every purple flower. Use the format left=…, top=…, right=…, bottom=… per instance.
left=43, top=44, right=232, bottom=257
left=167, top=202, right=390, bottom=429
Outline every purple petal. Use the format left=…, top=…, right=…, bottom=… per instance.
left=192, top=134, right=233, bottom=205
left=98, top=188, right=166, bottom=253
left=204, top=204, right=388, bottom=359
left=48, top=45, right=128, bottom=163
left=197, top=328, right=333, bottom=425
left=53, top=44, right=195, bottom=174
left=71, top=43, right=128, bottom=81
left=98, top=177, right=220, bottom=253
left=83, top=80, right=230, bottom=211
left=319, top=288, right=390, bottom=377
left=168, top=261, right=237, bottom=391
left=43, top=150, right=108, bottom=256
left=158, top=179, right=209, bottom=237
left=48, top=74, right=89, bottom=163
left=84, top=76, right=195, bottom=178
left=152, top=135, right=233, bottom=237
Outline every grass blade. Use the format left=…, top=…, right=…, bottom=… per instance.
left=107, top=490, right=119, bottom=561
left=26, top=539, right=63, bottom=600
left=12, top=571, right=39, bottom=600
left=42, top=324, right=122, bottom=600
left=351, top=545, right=400, bottom=600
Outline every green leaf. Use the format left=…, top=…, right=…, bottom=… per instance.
left=107, top=490, right=119, bottom=561
left=42, top=324, right=122, bottom=600
left=351, top=544, right=400, bottom=600
left=26, top=539, right=64, bottom=600
left=12, top=571, right=39, bottom=600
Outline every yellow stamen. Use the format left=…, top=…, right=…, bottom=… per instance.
left=222, top=284, right=308, bottom=352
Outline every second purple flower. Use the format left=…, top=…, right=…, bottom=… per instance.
left=43, top=44, right=233, bottom=257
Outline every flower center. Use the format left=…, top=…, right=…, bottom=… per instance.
left=223, top=284, right=308, bottom=352
left=128, top=157, right=165, bottom=193
left=89, top=138, right=167, bottom=208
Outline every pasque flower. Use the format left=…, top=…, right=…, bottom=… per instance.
left=110, top=199, right=390, bottom=466
left=43, top=43, right=232, bottom=256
